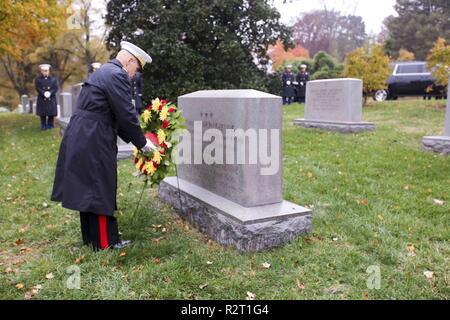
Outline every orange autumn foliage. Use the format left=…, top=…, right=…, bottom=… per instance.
left=268, top=41, right=310, bottom=71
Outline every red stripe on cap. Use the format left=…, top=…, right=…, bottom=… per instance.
left=99, top=215, right=109, bottom=249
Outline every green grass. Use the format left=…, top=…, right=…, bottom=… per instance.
left=0, top=99, right=449, bottom=300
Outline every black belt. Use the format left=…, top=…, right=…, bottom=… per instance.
left=73, top=109, right=113, bottom=126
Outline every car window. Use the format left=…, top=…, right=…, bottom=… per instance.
left=396, top=64, right=426, bottom=74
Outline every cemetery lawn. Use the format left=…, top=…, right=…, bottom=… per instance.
left=0, top=99, right=449, bottom=300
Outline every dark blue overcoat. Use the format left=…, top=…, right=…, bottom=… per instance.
left=282, top=72, right=296, bottom=98
left=51, top=59, right=146, bottom=216
left=35, top=75, right=59, bottom=116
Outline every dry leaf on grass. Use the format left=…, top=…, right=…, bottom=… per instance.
left=406, top=244, right=416, bottom=257
left=432, top=199, right=444, bottom=206
left=246, top=291, right=256, bottom=300
left=45, top=273, right=54, bottom=280
left=296, top=279, right=305, bottom=290
left=15, top=283, right=25, bottom=290
left=199, top=283, right=208, bottom=290
left=423, top=271, right=435, bottom=280
left=119, top=252, right=126, bottom=257
left=262, top=262, right=271, bottom=269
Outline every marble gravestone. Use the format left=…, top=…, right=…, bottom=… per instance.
left=294, top=78, right=375, bottom=133
left=158, top=90, right=312, bottom=252
left=422, top=77, right=450, bottom=155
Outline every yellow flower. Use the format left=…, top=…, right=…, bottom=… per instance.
left=144, top=161, right=157, bottom=175
left=152, top=150, right=162, bottom=164
left=159, top=106, right=169, bottom=121
left=157, top=129, right=166, bottom=144
left=152, top=98, right=161, bottom=112
left=142, top=110, right=152, bottom=124
left=135, top=158, right=143, bottom=170
left=133, top=147, right=138, bottom=157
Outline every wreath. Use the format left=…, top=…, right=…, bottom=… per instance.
left=133, top=98, right=185, bottom=187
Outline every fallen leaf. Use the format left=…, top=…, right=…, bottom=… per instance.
left=296, top=279, right=305, bottom=290
left=377, top=215, right=384, bottom=221
left=307, top=172, right=314, bottom=179
left=206, top=261, right=213, bottom=265
left=332, top=237, right=339, bottom=242
left=423, top=271, right=435, bottom=279
left=262, top=262, right=271, bottom=269
left=199, top=283, right=208, bottom=290
left=406, top=244, right=416, bottom=257
left=45, top=273, right=54, bottom=280
left=246, top=291, right=256, bottom=300
left=362, top=292, right=369, bottom=300
left=5, top=267, right=13, bottom=274
left=432, top=199, right=444, bottom=206
left=74, top=256, right=85, bottom=264
left=119, top=252, right=126, bottom=257
left=25, top=285, right=42, bottom=300
left=357, top=199, right=369, bottom=206
left=42, top=202, right=48, bottom=208
left=153, top=258, right=161, bottom=265
left=15, top=283, right=25, bottom=290
left=15, top=239, right=24, bottom=246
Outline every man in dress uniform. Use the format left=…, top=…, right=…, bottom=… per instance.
left=296, top=64, right=310, bottom=104
left=51, top=42, right=157, bottom=251
left=35, top=64, right=59, bottom=130
left=130, top=71, right=143, bottom=115
left=282, top=65, right=295, bottom=105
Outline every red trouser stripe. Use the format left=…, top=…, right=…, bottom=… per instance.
left=99, top=215, right=109, bottom=249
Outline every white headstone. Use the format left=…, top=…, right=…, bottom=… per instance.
left=159, top=89, right=312, bottom=252
left=294, top=78, right=375, bottom=133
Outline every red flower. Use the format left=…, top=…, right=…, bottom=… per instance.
left=168, top=107, right=177, bottom=113
left=159, top=105, right=163, bottom=111
left=134, top=157, right=139, bottom=164
left=139, top=162, right=145, bottom=171
left=147, top=105, right=153, bottom=110
left=143, top=169, right=148, bottom=175
left=162, top=119, right=170, bottom=129
left=152, top=161, right=159, bottom=169
left=161, top=99, right=167, bottom=105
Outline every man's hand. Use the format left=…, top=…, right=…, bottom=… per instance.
left=141, top=139, right=157, bottom=153
left=44, top=91, right=51, bottom=98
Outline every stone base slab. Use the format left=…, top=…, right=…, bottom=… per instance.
left=158, top=177, right=312, bottom=253
left=422, top=136, right=450, bottom=155
left=294, top=119, right=375, bottom=133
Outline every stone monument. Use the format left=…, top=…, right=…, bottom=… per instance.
left=158, top=90, right=312, bottom=252
left=294, top=78, right=375, bottom=133
left=422, top=77, right=450, bottom=155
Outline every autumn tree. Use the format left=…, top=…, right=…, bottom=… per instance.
left=397, top=48, right=416, bottom=61
left=0, top=0, right=66, bottom=58
left=268, top=41, right=309, bottom=71
left=384, top=0, right=450, bottom=60
left=427, top=37, right=450, bottom=87
left=292, top=10, right=366, bottom=60
left=345, top=45, right=391, bottom=102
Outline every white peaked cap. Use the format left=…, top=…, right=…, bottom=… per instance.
left=120, top=41, right=152, bottom=69
left=91, top=62, right=102, bottom=69
left=301, top=64, right=307, bottom=68
left=39, top=64, right=51, bottom=70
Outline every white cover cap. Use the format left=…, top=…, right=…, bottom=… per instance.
left=120, top=41, right=152, bottom=69
left=39, top=64, right=51, bottom=70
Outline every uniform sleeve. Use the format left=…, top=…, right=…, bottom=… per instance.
left=137, top=74, right=143, bottom=97
left=35, top=78, right=45, bottom=96
left=103, top=72, right=146, bottom=149
left=50, top=78, right=59, bottom=96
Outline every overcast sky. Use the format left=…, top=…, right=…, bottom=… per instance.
left=273, top=0, right=398, bottom=34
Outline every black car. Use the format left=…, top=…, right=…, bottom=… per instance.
left=374, top=61, right=446, bottom=101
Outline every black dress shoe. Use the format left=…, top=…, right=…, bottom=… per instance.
left=112, top=240, right=132, bottom=249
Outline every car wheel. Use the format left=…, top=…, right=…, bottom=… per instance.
left=374, top=89, right=388, bottom=102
